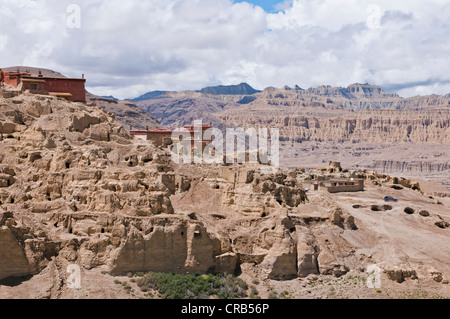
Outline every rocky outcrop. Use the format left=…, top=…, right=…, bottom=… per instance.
left=110, top=215, right=222, bottom=275
left=217, top=167, right=308, bottom=214
left=0, top=212, right=58, bottom=280
left=296, top=226, right=319, bottom=278
left=383, top=264, right=418, bottom=283
left=0, top=89, right=179, bottom=280
left=260, top=235, right=297, bottom=280
left=0, top=223, right=32, bottom=279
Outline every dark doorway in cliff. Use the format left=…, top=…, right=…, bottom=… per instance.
left=43, top=244, right=59, bottom=261
left=234, top=263, right=243, bottom=277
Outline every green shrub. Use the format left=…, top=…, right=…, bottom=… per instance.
left=124, top=284, right=132, bottom=291
left=249, top=286, right=260, bottom=299
left=268, top=291, right=279, bottom=299
left=136, top=272, right=249, bottom=299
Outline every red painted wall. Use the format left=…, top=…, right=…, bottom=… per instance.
left=42, top=78, right=86, bottom=102
left=1, top=71, right=86, bottom=103
left=1, top=72, right=23, bottom=87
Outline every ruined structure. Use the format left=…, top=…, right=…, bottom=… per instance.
left=130, top=123, right=213, bottom=150
left=324, top=178, right=364, bottom=193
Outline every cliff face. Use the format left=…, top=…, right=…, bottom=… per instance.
left=304, top=83, right=399, bottom=100
left=372, top=160, right=449, bottom=174
left=221, top=108, right=450, bottom=144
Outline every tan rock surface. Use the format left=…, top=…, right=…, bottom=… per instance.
left=0, top=88, right=449, bottom=299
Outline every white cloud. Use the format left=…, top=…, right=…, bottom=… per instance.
left=0, top=0, right=449, bottom=99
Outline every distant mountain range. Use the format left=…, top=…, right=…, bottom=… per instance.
left=101, top=95, right=119, bottom=101
left=132, top=82, right=450, bottom=145
left=129, top=91, right=171, bottom=102
left=199, top=82, right=261, bottom=95
left=127, top=82, right=450, bottom=105
left=128, top=83, right=260, bottom=102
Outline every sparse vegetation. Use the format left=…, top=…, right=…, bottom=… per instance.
left=249, top=285, right=260, bottom=299
left=134, top=272, right=249, bottom=299
left=404, top=207, right=415, bottom=214
left=268, top=290, right=279, bottom=299
left=123, top=284, right=132, bottom=291
left=399, top=290, right=449, bottom=299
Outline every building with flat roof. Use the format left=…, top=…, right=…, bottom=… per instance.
left=324, top=178, right=364, bottom=193
left=0, top=69, right=86, bottom=102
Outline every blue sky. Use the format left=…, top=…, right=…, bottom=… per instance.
left=234, top=0, right=286, bottom=12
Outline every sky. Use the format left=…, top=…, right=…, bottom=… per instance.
left=1, top=0, right=450, bottom=99
left=234, top=0, right=288, bottom=12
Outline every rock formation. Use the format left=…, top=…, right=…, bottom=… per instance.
left=0, top=81, right=449, bottom=299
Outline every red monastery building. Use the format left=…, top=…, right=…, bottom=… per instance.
left=0, top=69, right=86, bottom=102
